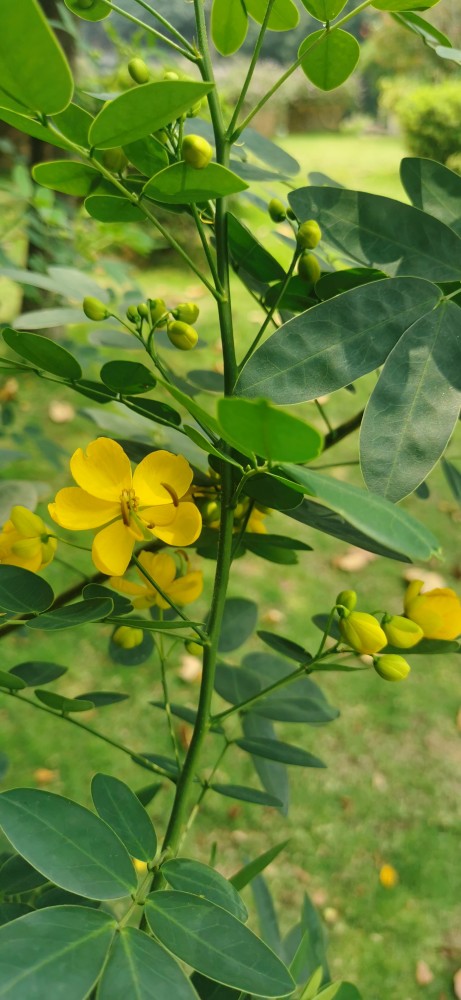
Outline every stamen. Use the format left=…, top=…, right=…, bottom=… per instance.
left=161, top=483, right=179, bottom=506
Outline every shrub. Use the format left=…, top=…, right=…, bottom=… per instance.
left=385, top=79, right=461, bottom=163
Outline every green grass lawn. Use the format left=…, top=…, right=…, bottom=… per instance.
left=1, top=130, right=461, bottom=998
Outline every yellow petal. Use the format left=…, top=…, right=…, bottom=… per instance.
left=403, top=579, right=423, bottom=614
left=92, top=519, right=135, bottom=575
left=41, top=537, right=57, bottom=567
left=109, top=576, right=148, bottom=598
left=12, top=537, right=42, bottom=559
left=137, top=551, right=177, bottom=590
left=167, top=570, right=203, bottom=607
left=70, top=437, right=132, bottom=501
left=141, top=504, right=176, bottom=528
left=49, top=488, right=120, bottom=530
left=133, top=450, right=193, bottom=506
left=1, top=546, right=42, bottom=572
left=151, top=502, right=202, bottom=547
left=10, top=505, right=45, bottom=538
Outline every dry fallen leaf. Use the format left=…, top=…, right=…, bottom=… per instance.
left=454, top=969, right=461, bottom=999
left=178, top=723, right=192, bottom=751
left=403, top=567, right=446, bottom=590
left=178, top=655, right=202, bottom=683
left=34, top=767, right=59, bottom=785
left=332, top=547, right=377, bottom=573
left=261, top=608, right=285, bottom=625
left=48, top=400, right=75, bottom=423
left=415, top=960, right=434, bottom=986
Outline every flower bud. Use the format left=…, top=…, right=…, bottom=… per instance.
left=154, top=129, right=169, bottom=145
left=173, top=302, right=200, bottom=324
left=101, top=147, right=128, bottom=172
left=164, top=71, right=179, bottom=81
left=187, top=99, right=202, bottom=118
left=286, top=207, right=297, bottom=221
left=374, top=654, right=411, bottom=682
left=297, top=219, right=322, bottom=250
left=167, top=320, right=198, bottom=351
left=185, top=640, right=203, bottom=656
left=202, top=500, right=220, bottom=524
left=182, top=135, right=213, bottom=170
left=297, top=252, right=321, bottom=284
left=382, top=614, right=423, bottom=649
left=336, top=589, right=357, bottom=613
left=128, top=58, right=150, bottom=85
left=113, top=625, right=144, bottom=649
left=268, top=198, right=286, bottom=223
left=133, top=857, right=149, bottom=875
left=148, top=298, right=167, bottom=326
left=137, top=303, right=150, bottom=319
left=83, top=297, right=109, bottom=322
left=339, top=611, right=387, bottom=655
left=126, top=305, right=139, bottom=323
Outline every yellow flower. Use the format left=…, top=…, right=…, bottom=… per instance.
left=404, top=579, right=461, bottom=640
left=112, top=625, right=144, bottom=649
left=0, top=505, right=57, bottom=572
left=49, top=438, right=202, bottom=576
left=379, top=864, right=398, bottom=889
left=382, top=614, right=423, bottom=649
left=339, top=611, right=387, bottom=655
left=110, top=551, right=203, bottom=610
left=246, top=508, right=267, bottom=534
left=374, top=654, right=411, bottom=682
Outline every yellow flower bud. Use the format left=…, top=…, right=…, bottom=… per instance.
left=148, top=298, right=167, bottom=326
left=202, top=500, right=220, bottom=525
left=167, top=321, right=198, bottom=351
left=268, top=199, right=286, bottom=223
left=83, top=297, right=109, bottom=322
left=374, top=654, right=411, bottom=682
left=185, top=640, right=203, bottom=656
left=382, top=615, right=423, bottom=649
left=113, top=625, right=144, bottom=649
left=173, top=303, right=200, bottom=324
left=336, top=590, right=357, bottom=613
left=101, top=148, right=128, bottom=172
left=163, top=71, right=179, bottom=81
left=181, top=135, right=213, bottom=170
left=339, top=611, right=387, bottom=655
left=297, top=252, right=321, bottom=284
left=128, top=58, right=150, bottom=85
left=404, top=580, right=461, bottom=640
left=297, top=220, right=322, bottom=251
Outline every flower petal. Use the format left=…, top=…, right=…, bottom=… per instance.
left=49, top=488, right=120, bottom=530
left=109, top=576, right=147, bottom=598
left=167, top=571, right=203, bottom=607
left=70, top=437, right=132, bottom=501
left=151, top=502, right=202, bottom=547
left=10, top=506, right=45, bottom=537
left=133, top=450, right=193, bottom=506
left=137, top=551, right=177, bottom=589
left=92, top=519, right=135, bottom=575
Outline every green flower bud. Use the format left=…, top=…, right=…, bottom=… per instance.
left=382, top=614, right=423, bottom=649
left=336, top=590, right=357, bottom=613
left=339, top=611, right=387, bottom=655
left=101, top=147, right=128, bottom=172
left=154, top=129, right=169, bottom=146
left=149, top=298, right=168, bottom=326
left=297, top=252, right=321, bottom=284
left=202, top=500, right=220, bottom=524
left=297, top=219, right=322, bottom=251
left=268, top=198, right=286, bottom=223
left=167, top=320, right=198, bottom=351
left=126, top=305, right=139, bottom=322
left=173, top=302, right=200, bottom=324
left=113, top=625, right=144, bottom=649
left=128, top=58, right=150, bottom=85
left=185, top=640, right=203, bottom=656
left=182, top=134, right=213, bottom=170
left=137, top=303, right=150, bottom=319
left=286, top=207, right=297, bottom=221
left=164, top=71, right=179, bottom=81
left=83, top=296, right=109, bottom=322
left=187, top=99, right=202, bottom=118
left=374, top=654, right=411, bottom=682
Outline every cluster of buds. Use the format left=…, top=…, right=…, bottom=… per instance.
left=83, top=295, right=201, bottom=352
left=296, top=220, right=322, bottom=286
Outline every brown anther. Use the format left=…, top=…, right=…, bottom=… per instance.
left=161, top=483, right=179, bottom=506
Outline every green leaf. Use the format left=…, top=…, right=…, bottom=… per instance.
left=384, top=637, right=459, bottom=655
left=3, top=328, right=82, bottom=380
left=0, top=670, right=27, bottom=692
left=108, top=616, right=203, bottom=632
left=33, top=160, right=103, bottom=197
left=91, top=773, right=157, bottom=862
left=8, top=661, right=67, bottom=686
left=146, top=891, right=295, bottom=996
left=0, top=0, right=73, bottom=115
left=360, top=301, right=461, bottom=501
left=287, top=496, right=411, bottom=562
left=192, top=974, right=240, bottom=1000
left=218, top=398, right=323, bottom=463
left=245, top=0, right=299, bottom=31
left=0, top=903, right=32, bottom=926
left=162, top=859, right=248, bottom=921
left=228, top=214, right=285, bottom=282
left=316, top=267, right=386, bottom=301
left=299, top=30, right=360, bottom=91
left=0, top=566, right=54, bottom=614
left=0, top=107, right=72, bottom=151
left=244, top=533, right=312, bottom=565
left=82, top=583, right=132, bottom=616
left=26, top=597, right=114, bottom=631
left=300, top=0, right=346, bottom=18
left=393, top=11, right=452, bottom=49
left=264, top=276, right=316, bottom=312
left=210, top=784, right=282, bottom=807
left=237, top=277, right=440, bottom=403
left=109, top=628, right=155, bottom=667
left=211, top=0, right=248, bottom=55
left=124, top=135, right=168, bottom=176
left=53, top=103, right=93, bottom=147
left=230, top=840, right=290, bottom=891
left=34, top=690, right=94, bottom=713
left=85, top=193, right=147, bottom=223
left=400, top=157, right=461, bottom=237
left=157, top=377, right=220, bottom=438
left=245, top=472, right=303, bottom=511
left=251, top=873, right=282, bottom=956
left=78, top=690, right=129, bottom=706
left=442, top=458, right=461, bottom=504
left=90, top=81, right=214, bottom=149
left=144, top=162, right=248, bottom=205
left=0, top=789, right=137, bottom=899
left=278, top=466, right=440, bottom=561
left=35, top=887, right=100, bottom=909
left=241, top=714, right=289, bottom=815
left=236, top=738, right=326, bottom=769
left=215, top=662, right=262, bottom=705
left=241, top=128, right=300, bottom=176
left=14, top=306, right=85, bottom=329
left=98, top=926, right=200, bottom=1000
left=0, top=855, right=48, bottom=893
left=284, top=892, right=330, bottom=987
left=100, top=360, right=156, bottom=395
left=243, top=652, right=339, bottom=724
left=0, top=906, right=116, bottom=998
left=257, top=631, right=311, bottom=663
left=65, top=0, right=111, bottom=19
left=217, top=598, right=258, bottom=652
left=288, top=186, right=461, bottom=281
left=373, top=0, right=439, bottom=9
left=125, top=396, right=182, bottom=428
left=315, top=984, right=362, bottom=1000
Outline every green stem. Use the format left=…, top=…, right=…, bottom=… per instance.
left=238, top=250, right=299, bottom=371
left=212, top=664, right=306, bottom=724
left=315, top=399, right=334, bottom=435
left=157, top=627, right=181, bottom=771
left=103, top=0, right=196, bottom=60
left=226, top=0, right=277, bottom=138
left=177, top=738, right=230, bottom=852
left=132, top=554, right=206, bottom=641
left=130, top=0, right=196, bottom=52
left=191, top=203, right=222, bottom=291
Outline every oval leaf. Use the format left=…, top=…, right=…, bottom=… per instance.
left=162, top=859, right=248, bottom=921
left=65, top=0, right=111, bottom=19
left=100, top=360, right=156, bottom=395
left=3, top=328, right=82, bottom=380
left=90, top=81, right=214, bottom=149
left=212, top=0, right=248, bottom=55
left=300, top=0, right=346, bottom=17
left=236, top=738, right=326, bottom=769
left=144, top=162, right=248, bottom=205
left=217, top=598, right=258, bottom=653
left=210, top=784, right=282, bottom=807
left=35, top=690, right=95, bottom=713
left=245, top=0, right=299, bottom=31
left=26, top=597, right=114, bottom=631
left=0, top=789, right=137, bottom=899
left=228, top=213, right=285, bottom=283
left=91, top=773, right=157, bottom=862
left=400, top=157, right=461, bottom=237
left=218, top=397, right=322, bottom=463
left=0, top=0, right=73, bottom=115
left=0, top=566, right=54, bottom=614
left=99, top=926, right=200, bottom=1000
left=146, top=891, right=295, bottom=997
left=33, top=160, right=102, bottom=197
left=9, top=661, right=68, bottom=686
left=85, top=194, right=147, bottom=223
left=299, top=30, right=360, bottom=91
